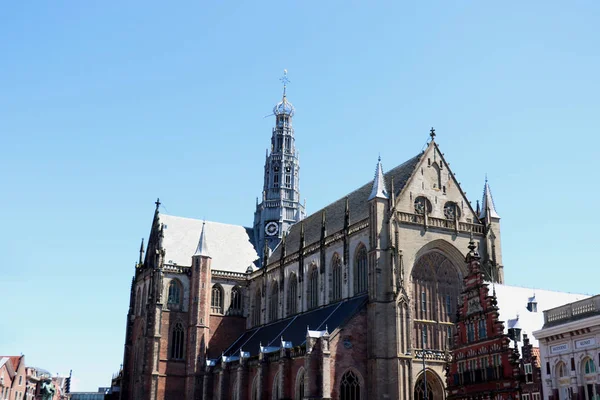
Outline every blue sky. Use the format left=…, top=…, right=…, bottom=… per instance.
left=2, top=1, right=599, bottom=391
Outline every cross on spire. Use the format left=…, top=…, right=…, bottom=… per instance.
left=430, top=127, right=436, bottom=140
left=280, top=69, right=290, bottom=97
left=155, top=198, right=161, bottom=211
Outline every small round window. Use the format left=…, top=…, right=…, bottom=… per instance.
left=414, top=196, right=432, bottom=215
left=443, top=202, right=461, bottom=220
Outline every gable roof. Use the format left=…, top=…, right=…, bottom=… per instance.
left=269, top=153, right=423, bottom=262
left=158, top=214, right=258, bottom=273
left=493, top=284, right=589, bottom=347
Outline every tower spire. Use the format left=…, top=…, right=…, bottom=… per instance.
left=194, top=221, right=211, bottom=258
left=253, top=71, right=304, bottom=266
left=479, top=177, right=500, bottom=219
left=368, top=156, right=389, bottom=200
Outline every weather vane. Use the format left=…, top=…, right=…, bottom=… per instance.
left=280, top=69, right=290, bottom=96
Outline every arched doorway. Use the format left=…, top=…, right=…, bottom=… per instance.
left=414, top=370, right=444, bottom=400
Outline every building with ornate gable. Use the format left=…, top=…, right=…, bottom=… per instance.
left=446, top=239, right=521, bottom=400
left=119, top=75, right=586, bottom=400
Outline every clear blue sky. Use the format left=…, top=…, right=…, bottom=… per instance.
left=2, top=0, right=598, bottom=391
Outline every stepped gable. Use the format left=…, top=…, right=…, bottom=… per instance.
left=269, top=153, right=422, bottom=263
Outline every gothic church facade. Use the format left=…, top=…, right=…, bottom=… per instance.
left=120, top=79, right=505, bottom=400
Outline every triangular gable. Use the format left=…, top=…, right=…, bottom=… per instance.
left=394, top=140, right=479, bottom=222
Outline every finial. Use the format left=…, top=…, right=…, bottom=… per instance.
left=430, top=127, right=436, bottom=140
left=485, top=173, right=488, bottom=183
left=280, top=69, right=290, bottom=98
left=155, top=198, right=161, bottom=211
left=138, top=238, right=145, bottom=265
left=378, top=153, right=381, bottom=162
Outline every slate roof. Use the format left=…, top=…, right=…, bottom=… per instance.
left=269, top=153, right=423, bottom=262
left=223, top=295, right=368, bottom=357
left=158, top=214, right=258, bottom=273
left=493, top=284, right=589, bottom=347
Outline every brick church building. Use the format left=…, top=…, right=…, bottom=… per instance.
left=119, top=74, right=525, bottom=400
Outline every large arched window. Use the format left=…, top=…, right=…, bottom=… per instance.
left=253, top=289, right=262, bottom=326
left=584, top=358, right=596, bottom=374
left=331, top=253, right=342, bottom=301
left=287, top=273, right=298, bottom=316
left=295, top=368, right=305, bottom=400
left=167, top=280, right=181, bottom=307
left=211, top=284, right=224, bottom=314
left=230, top=286, right=243, bottom=316
left=556, top=361, right=567, bottom=377
left=354, top=245, right=368, bottom=295
left=170, top=322, right=185, bottom=360
left=269, top=281, right=279, bottom=322
left=411, top=251, right=461, bottom=351
left=308, top=265, right=319, bottom=309
left=340, top=370, right=361, bottom=400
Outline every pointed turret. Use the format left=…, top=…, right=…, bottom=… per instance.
left=479, top=178, right=500, bottom=220
left=368, top=156, right=389, bottom=200
left=138, top=238, right=145, bottom=266
left=193, top=222, right=211, bottom=258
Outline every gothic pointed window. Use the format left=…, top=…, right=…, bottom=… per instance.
left=414, top=376, right=433, bottom=400
left=287, top=273, right=298, bottom=315
left=272, top=371, right=281, bottom=400
left=340, top=370, right=361, bottom=400
left=230, top=286, right=243, bottom=316
left=308, top=265, right=319, bottom=309
left=295, top=368, right=305, bottom=400
left=136, top=288, right=141, bottom=316
left=332, top=253, right=342, bottom=301
left=170, top=322, right=185, bottom=360
left=168, top=280, right=181, bottom=308
left=269, top=281, right=279, bottom=322
left=354, top=245, right=368, bottom=295
left=253, top=289, right=262, bottom=326
left=142, top=285, right=147, bottom=315
left=414, top=196, right=432, bottom=215
left=211, top=284, right=224, bottom=314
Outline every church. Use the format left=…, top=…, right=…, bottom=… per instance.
left=118, top=75, right=584, bottom=400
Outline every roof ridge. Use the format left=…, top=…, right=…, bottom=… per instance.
left=159, top=214, right=252, bottom=230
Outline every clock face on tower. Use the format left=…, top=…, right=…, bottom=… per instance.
left=265, top=222, right=279, bottom=236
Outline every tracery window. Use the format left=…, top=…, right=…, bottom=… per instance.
left=412, top=252, right=461, bottom=350
left=332, top=253, right=342, bottom=301
left=308, top=266, right=319, bottom=309
left=253, top=289, right=262, bottom=326
left=269, top=281, right=279, bottom=322
left=414, top=196, right=432, bottom=215
left=167, top=280, right=181, bottom=306
left=340, top=370, right=361, bottom=400
left=287, top=273, right=298, bottom=315
left=354, top=245, right=368, bottom=294
left=170, top=322, right=185, bottom=360
left=211, top=284, right=224, bottom=314
left=230, top=286, right=243, bottom=316
left=443, top=201, right=461, bottom=220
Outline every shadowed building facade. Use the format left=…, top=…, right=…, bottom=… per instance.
left=119, top=77, right=508, bottom=400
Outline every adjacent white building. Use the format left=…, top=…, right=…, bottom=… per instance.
left=533, top=295, right=600, bottom=400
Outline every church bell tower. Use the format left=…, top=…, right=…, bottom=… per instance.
left=254, top=71, right=305, bottom=265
